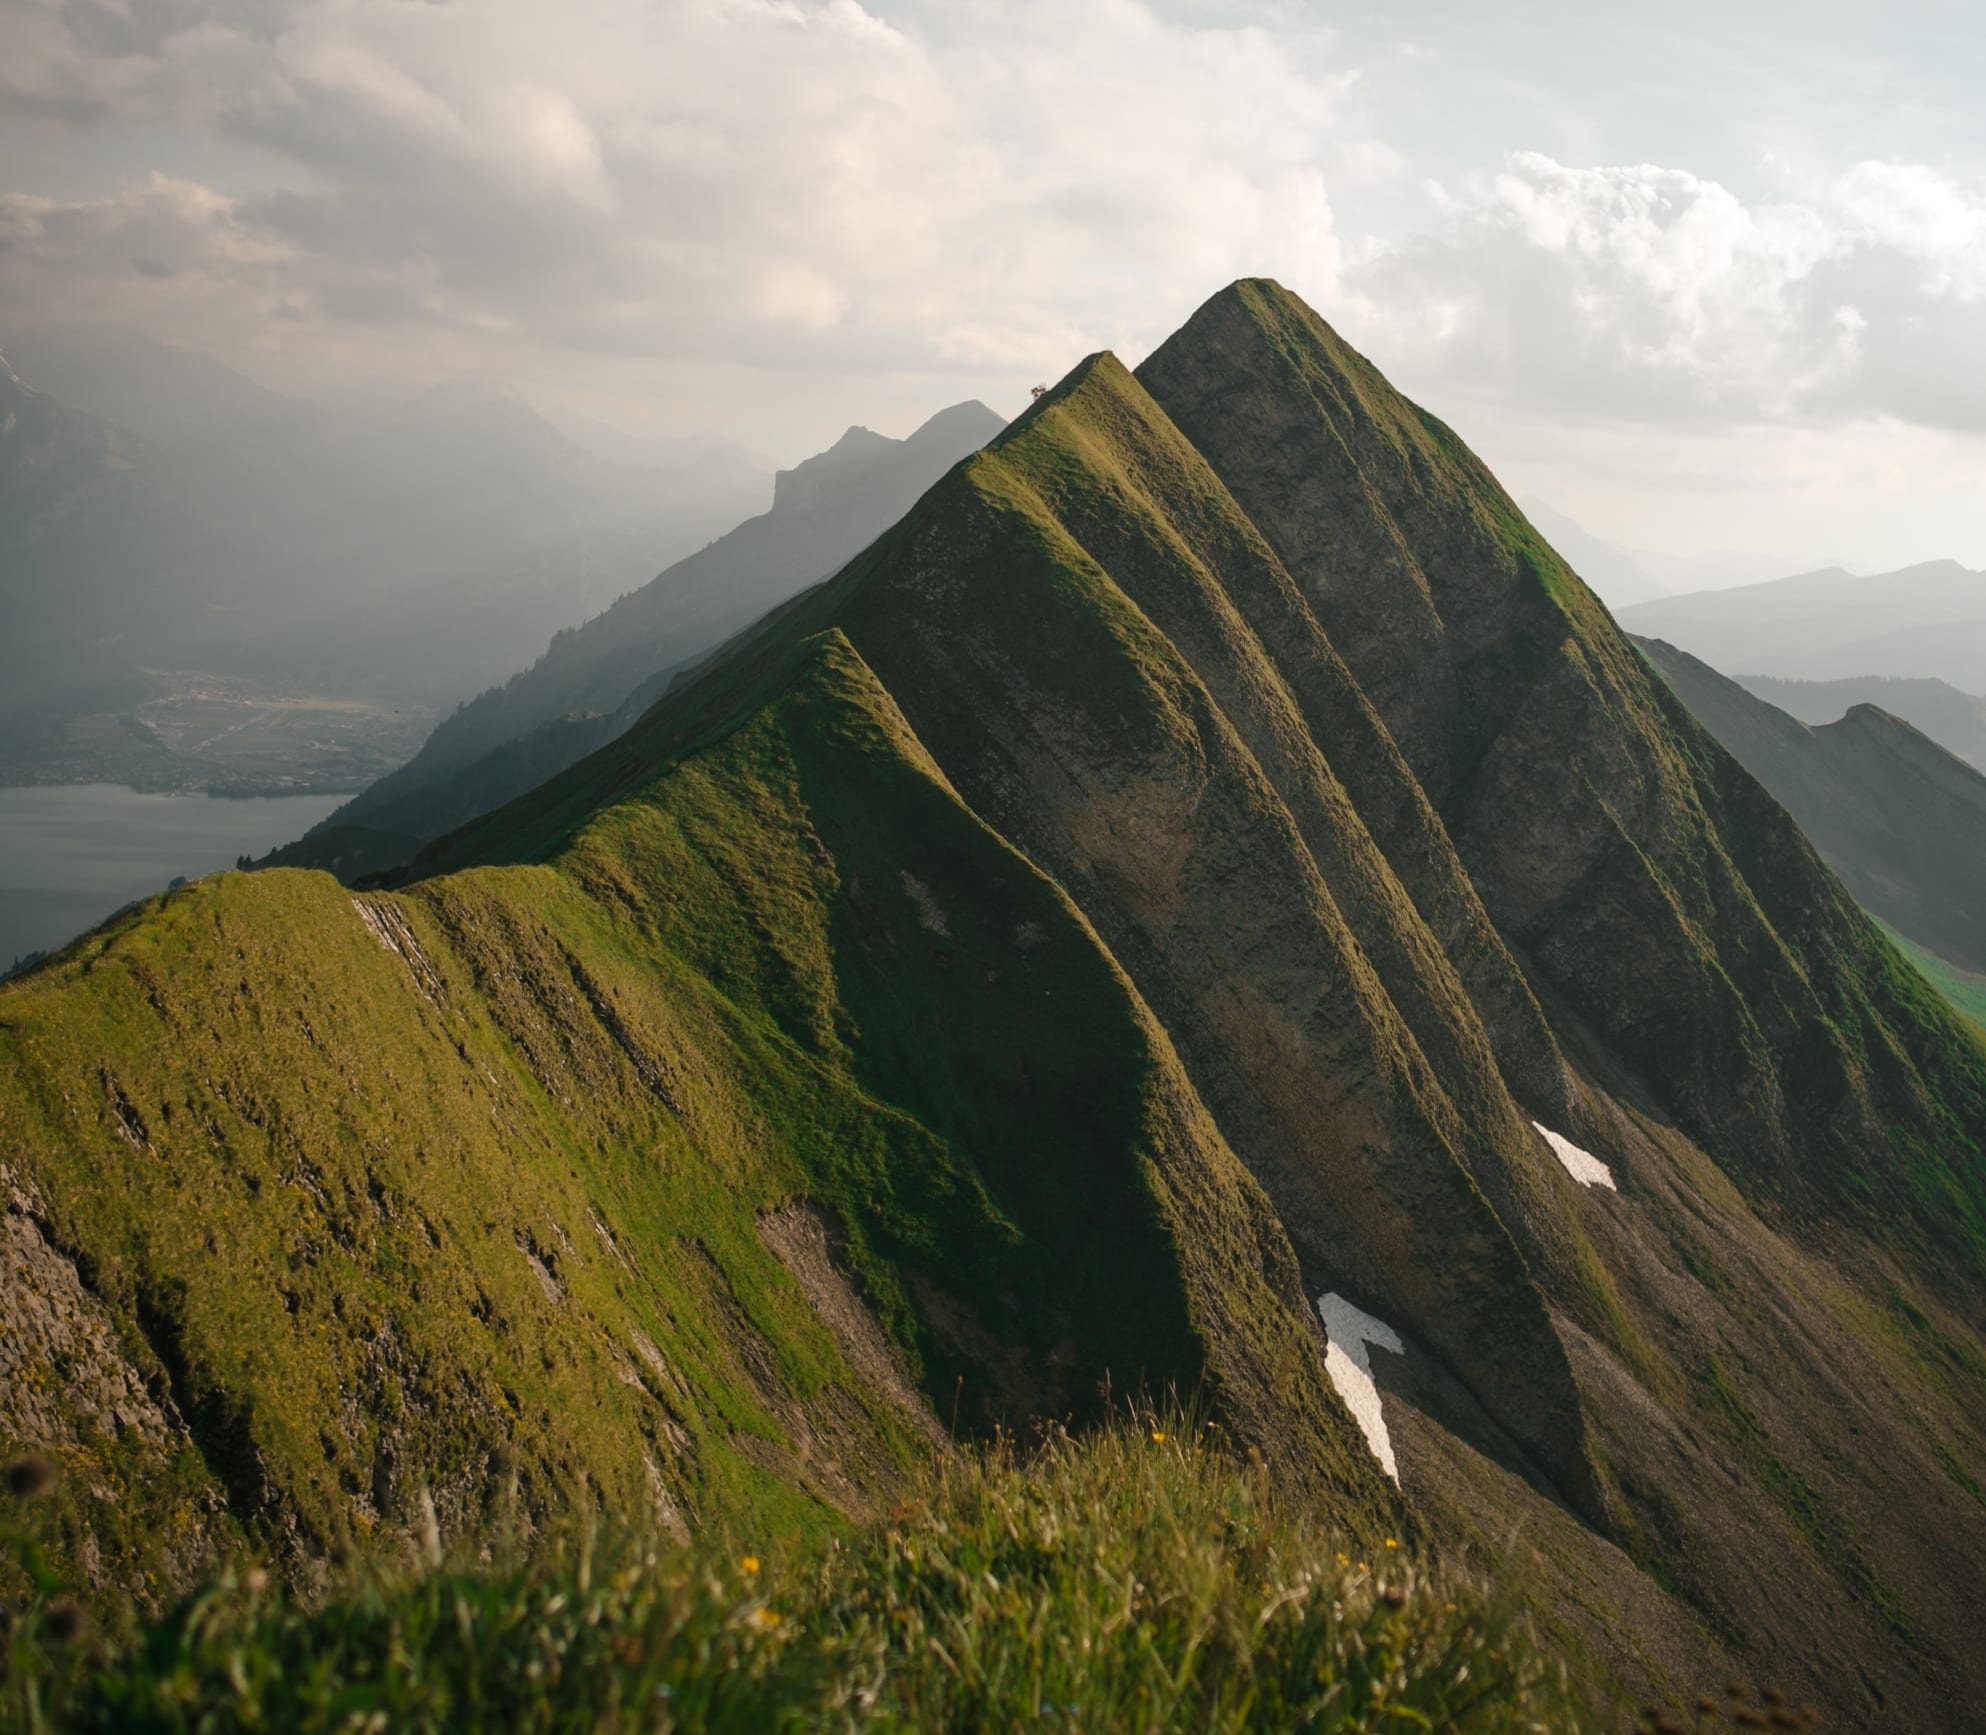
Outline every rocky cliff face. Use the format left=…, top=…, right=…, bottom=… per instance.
left=9, top=282, right=1986, bottom=1728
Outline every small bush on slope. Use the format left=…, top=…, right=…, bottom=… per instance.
left=3, top=1419, right=1581, bottom=1734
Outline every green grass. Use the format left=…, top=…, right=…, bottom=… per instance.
left=2, top=1419, right=1584, bottom=1735
left=1876, top=920, right=1986, bottom=1034
left=0, top=631, right=1385, bottom=1610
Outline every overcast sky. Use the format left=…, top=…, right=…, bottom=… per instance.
left=4, top=0, right=1985, bottom=580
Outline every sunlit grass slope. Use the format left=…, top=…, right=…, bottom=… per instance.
left=0, top=633, right=1390, bottom=1606
left=5, top=1420, right=1581, bottom=1735
left=1876, top=920, right=1986, bottom=1036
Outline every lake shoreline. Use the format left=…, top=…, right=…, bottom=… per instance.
left=0, top=783, right=348, bottom=974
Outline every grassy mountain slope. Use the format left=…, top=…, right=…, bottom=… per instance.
left=418, top=286, right=1986, bottom=1721
left=9, top=281, right=1986, bottom=1725
left=3, top=627, right=1390, bottom=1608
left=1880, top=921, right=1986, bottom=1031
left=1639, top=635, right=1986, bottom=975
left=1141, top=282, right=1986, bottom=1266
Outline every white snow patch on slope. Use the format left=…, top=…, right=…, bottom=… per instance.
left=1533, top=1121, right=1616, bottom=1190
left=1316, top=1292, right=1405, bottom=1484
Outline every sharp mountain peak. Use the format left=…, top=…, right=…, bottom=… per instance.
left=9, top=279, right=1986, bottom=1730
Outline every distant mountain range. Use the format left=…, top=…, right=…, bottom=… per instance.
left=271, top=400, right=1004, bottom=878
left=0, top=351, right=251, bottom=730
left=1728, top=670, right=1986, bottom=774
left=1620, top=559, right=1986, bottom=687
left=0, top=329, right=771, bottom=783
left=1637, top=637, right=1986, bottom=975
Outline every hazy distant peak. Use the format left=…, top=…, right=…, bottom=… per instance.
left=825, top=423, right=895, bottom=458
left=403, top=377, right=532, bottom=416
left=1890, top=557, right=1979, bottom=580
left=771, top=423, right=899, bottom=511
left=907, top=399, right=1005, bottom=448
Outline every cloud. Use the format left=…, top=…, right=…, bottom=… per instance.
left=0, top=0, right=1365, bottom=394
left=1349, top=149, right=1986, bottom=433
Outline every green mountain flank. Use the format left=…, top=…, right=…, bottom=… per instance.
left=1877, top=921, right=1986, bottom=1034
left=8, top=282, right=1986, bottom=1727
left=1638, top=636, right=1986, bottom=976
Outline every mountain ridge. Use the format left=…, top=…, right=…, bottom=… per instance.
left=1620, top=557, right=1986, bottom=686
left=1636, top=634, right=1986, bottom=975
left=8, top=281, right=1986, bottom=1726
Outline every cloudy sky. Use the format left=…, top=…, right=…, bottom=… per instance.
left=4, top=0, right=1985, bottom=581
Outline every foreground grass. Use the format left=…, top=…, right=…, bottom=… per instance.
left=3, top=1422, right=1583, bottom=1733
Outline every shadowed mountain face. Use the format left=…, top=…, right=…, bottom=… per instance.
left=8, top=283, right=1986, bottom=1728
left=272, top=400, right=1006, bottom=879
left=1620, top=559, right=1986, bottom=688
left=1639, top=637, right=1986, bottom=976
left=1729, top=671, right=1986, bottom=775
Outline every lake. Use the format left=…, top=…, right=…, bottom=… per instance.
left=0, top=784, right=347, bottom=972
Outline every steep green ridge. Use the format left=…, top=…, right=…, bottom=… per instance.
left=3, top=628, right=1392, bottom=1603
left=416, top=285, right=1986, bottom=1721
left=9, top=281, right=1986, bottom=1727
left=1141, top=282, right=1986, bottom=1263
left=1639, top=634, right=1986, bottom=975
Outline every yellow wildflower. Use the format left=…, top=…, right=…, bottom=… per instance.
left=739, top=1555, right=761, bottom=1576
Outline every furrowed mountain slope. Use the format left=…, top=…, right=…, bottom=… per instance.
left=4, top=627, right=1391, bottom=1599
left=1139, top=283, right=1986, bottom=1251
left=277, top=402, right=1005, bottom=880
left=1639, top=636, right=1986, bottom=976
left=10, top=281, right=1986, bottom=1726
left=411, top=289, right=1986, bottom=1722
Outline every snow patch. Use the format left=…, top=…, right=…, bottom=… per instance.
left=1533, top=1121, right=1616, bottom=1191
left=1316, top=1292, right=1405, bottom=1484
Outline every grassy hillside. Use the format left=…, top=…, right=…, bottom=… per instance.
left=4, top=1420, right=1584, bottom=1735
left=1, top=630, right=1388, bottom=1613
left=1879, top=919, right=1986, bottom=1032
left=9, top=279, right=1986, bottom=1729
